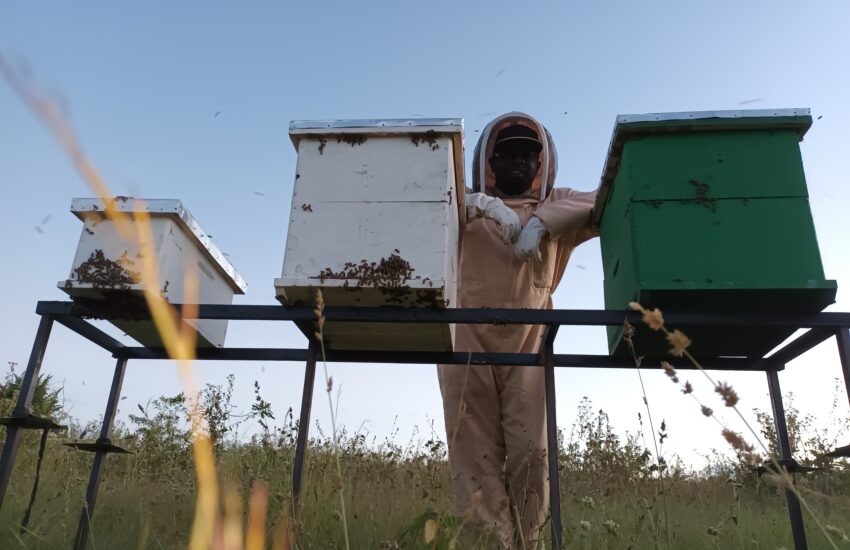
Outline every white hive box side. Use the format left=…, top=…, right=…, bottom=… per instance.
left=275, top=119, right=465, bottom=351
left=59, top=198, right=247, bottom=348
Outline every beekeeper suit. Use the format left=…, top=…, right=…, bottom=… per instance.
left=438, top=112, right=598, bottom=548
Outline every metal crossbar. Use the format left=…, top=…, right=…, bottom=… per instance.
left=1, top=301, right=848, bottom=550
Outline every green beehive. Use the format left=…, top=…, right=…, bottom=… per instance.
left=594, top=109, right=837, bottom=357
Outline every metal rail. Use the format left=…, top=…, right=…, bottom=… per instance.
left=2, top=301, right=848, bottom=550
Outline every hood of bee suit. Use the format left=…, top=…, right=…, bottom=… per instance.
left=471, top=112, right=558, bottom=200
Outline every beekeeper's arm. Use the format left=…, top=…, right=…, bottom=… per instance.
left=514, top=189, right=598, bottom=261
left=465, top=192, right=522, bottom=244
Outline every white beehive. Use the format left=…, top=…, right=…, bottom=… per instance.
left=59, top=198, right=247, bottom=348
left=275, top=119, right=465, bottom=351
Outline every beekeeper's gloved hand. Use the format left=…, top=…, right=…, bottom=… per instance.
left=465, top=192, right=522, bottom=244
left=514, top=215, right=548, bottom=262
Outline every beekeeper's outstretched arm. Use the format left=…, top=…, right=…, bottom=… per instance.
left=514, top=188, right=598, bottom=261
left=465, top=192, right=523, bottom=244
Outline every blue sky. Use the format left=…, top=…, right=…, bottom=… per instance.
left=2, top=1, right=849, bottom=465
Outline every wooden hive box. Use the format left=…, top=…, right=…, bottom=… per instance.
left=275, top=119, right=466, bottom=351
left=59, top=198, right=247, bottom=348
left=594, top=109, right=837, bottom=357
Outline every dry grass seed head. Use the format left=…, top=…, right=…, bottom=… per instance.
left=682, top=381, right=693, bottom=394
left=661, top=361, right=679, bottom=383
left=740, top=451, right=760, bottom=467
left=824, top=525, right=849, bottom=542
left=701, top=405, right=713, bottom=417
left=666, top=329, right=692, bottom=357
left=628, top=302, right=664, bottom=331
left=721, top=429, right=754, bottom=454
left=644, top=309, right=664, bottom=331
left=715, top=382, right=739, bottom=407
left=623, top=319, right=636, bottom=339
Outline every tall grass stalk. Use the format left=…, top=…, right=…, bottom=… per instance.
left=630, top=302, right=841, bottom=550
left=1, top=56, right=273, bottom=549
left=623, top=325, right=671, bottom=550
left=314, top=290, right=351, bottom=550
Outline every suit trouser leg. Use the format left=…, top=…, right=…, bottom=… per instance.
left=438, top=363, right=514, bottom=547
left=496, top=364, right=549, bottom=547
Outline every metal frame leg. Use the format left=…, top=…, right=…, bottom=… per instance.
left=291, top=341, right=318, bottom=518
left=836, top=327, right=850, bottom=409
left=766, top=369, right=808, bottom=550
left=542, top=326, right=562, bottom=550
left=0, top=315, right=54, bottom=509
left=73, top=357, right=128, bottom=550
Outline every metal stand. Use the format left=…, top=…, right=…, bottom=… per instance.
left=291, top=340, right=318, bottom=519
left=837, top=328, right=850, bottom=410
left=541, top=325, right=563, bottom=549
left=767, top=369, right=807, bottom=550
left=2, top=302, right=850, bottom=550
left=0, top=315, right=57, bottom=508
left=70, top=357, right=131, bottom=550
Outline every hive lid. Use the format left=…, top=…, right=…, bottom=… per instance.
left=70, top=198, right=247, bottom=293
left=288, top=118, right=466, bottom=195
left=592, top=108, right=813, bottom=225
left=289, top=117, right=463, bottom=135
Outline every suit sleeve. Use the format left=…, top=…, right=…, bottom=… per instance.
left=533, top=188, right=599, bottom=247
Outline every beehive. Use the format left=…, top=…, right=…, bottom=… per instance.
left=275, top=119, right=465, bottom=351
left=59, top=198, right=247, bottom=348
left=594, top=109, right=837, bottom=357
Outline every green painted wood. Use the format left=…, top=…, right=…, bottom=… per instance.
left=599, top=123, right=836, bottom=356
left=626, top=131, right=809, bottom=201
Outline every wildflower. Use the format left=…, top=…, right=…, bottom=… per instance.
left=602, top=519, right=619, bottom=535
left=580, top=520, right=592, bottom=531
left=715, top=382, right=739, bottom=407
left=682, top=381, right=693, bottom=394
left=661, top=361, right=678, bottom=383
left=666, top=329, right=692, bottom=357
left=701, top=405, right=713, bottom=417
left=707, top=526, right=720, bottom=537
left=581, top=496, right=596, bottom=509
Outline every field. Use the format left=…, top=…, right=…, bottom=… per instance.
left=1, top=370, right=848, bottom=549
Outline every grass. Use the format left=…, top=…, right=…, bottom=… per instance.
left=0, top=384, right=848, bottom=549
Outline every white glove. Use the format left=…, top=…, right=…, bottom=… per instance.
left=514, top=215, right=548, bottom=262
left=465, top=192, right=522, bottom=244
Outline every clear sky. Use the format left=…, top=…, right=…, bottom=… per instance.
left=2, top=1, right=849, bottom=466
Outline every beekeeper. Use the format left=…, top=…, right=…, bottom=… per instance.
left=438, top=112, right=598, bottom=548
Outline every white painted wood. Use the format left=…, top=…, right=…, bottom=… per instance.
left=276, top=125, right=463, bottom=351
left=59, top=200, right=246, bottom=348
left=292, top=136, right=456, bottom=203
